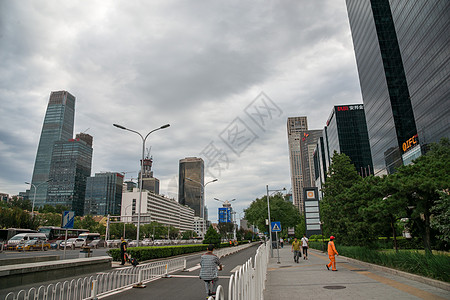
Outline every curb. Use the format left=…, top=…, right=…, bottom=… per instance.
left=311, top=249, right=450, bottom=292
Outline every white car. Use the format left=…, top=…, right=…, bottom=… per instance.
left=60, top=238, right=86, bottom=249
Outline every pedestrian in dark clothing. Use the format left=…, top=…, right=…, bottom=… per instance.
left=120, top=237, right=127, bottom=265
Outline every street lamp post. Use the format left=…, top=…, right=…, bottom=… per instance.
left=186, top=177, right=218, bottom=238
left=113, top=123, right=170, bottom=246
left=123, top=203, right=133, bottom=239
left=25, top=179, right=52, bottom=217
left=266, top=185, right=286, bottom=258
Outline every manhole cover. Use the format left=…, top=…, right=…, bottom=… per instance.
left=350, top=269, right=368, bottom=272
left=323, top=286, right=346, bottom=290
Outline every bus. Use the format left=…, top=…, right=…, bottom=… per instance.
left=38, top=226, right=89, bottom=242
left=0, top=228, right=37, bottom=242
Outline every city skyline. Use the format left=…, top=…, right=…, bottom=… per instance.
left=0, top=1, right=394, bottom=222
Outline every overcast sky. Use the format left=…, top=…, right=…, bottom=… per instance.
left=0, top=0, right=362, bottom=222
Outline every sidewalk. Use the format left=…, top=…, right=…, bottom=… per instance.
left=263, top=246, right=449, bottom=300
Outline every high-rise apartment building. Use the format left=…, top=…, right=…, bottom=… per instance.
left=287, top=117, right=322, bottom=213
left=178, top=157, right=204, bottom=217
left=84, top=172, right=124, bottom=216
left=31, top=91, right=75, bottom=208
left=345, top=0, right=450, bottom=175
left=47, top=133, right=93, bottom=216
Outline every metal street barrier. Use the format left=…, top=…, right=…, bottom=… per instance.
left=4, top=257, right=186, bottom=300
left=216, top=241, right=269, bottom=300
left=4, top=243, right=257, bottom=300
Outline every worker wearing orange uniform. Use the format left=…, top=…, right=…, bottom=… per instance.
left=326, top=236, right=338, bottom=271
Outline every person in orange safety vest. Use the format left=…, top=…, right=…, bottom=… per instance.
left=326, top=236, right=339, bottom=271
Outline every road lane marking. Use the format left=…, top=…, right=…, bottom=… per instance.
left=186, top=264, right=201, bottom=272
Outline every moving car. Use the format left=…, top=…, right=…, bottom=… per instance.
left=87, top=239, right=106, bottom=249
left=16, top=239, right=50, bottom=251
left=5, top=233, right=47, bottom=250
left=60, top=238, right=86, bottom=249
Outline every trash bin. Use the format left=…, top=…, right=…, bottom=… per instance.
left=79, top=246, right=92, bottom=258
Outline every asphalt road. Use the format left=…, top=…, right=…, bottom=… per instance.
left=102, top=244, right=260, bottom=300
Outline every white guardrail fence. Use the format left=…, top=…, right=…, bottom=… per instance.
left=4, top=243, right=258, bottom=300
left=210, top=241, right=269, bottom=300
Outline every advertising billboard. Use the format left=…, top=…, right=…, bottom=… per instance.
left=218, top=207, right=232, bottom=223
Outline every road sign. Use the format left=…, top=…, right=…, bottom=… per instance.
left=271, top=221, right=281, bottom=232
left=62, top=211, right=75, bottom=229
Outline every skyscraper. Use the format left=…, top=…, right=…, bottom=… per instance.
left=325, top=105, right=373, bottom=176
left=84, top=172, right=124, bottom=216
left=31, top=91, right=75, bottom=209
left=287, top=117, right=308, bottom=211
left=178, top=157, right=204, bottom=217
left=345, top=0, right=450, bottom=175
left=47, top=133, right=93, bottom=216
left=287, top=117, right=322, bottom=213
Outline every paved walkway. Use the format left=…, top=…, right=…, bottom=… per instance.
left=264, top=246, right=449, bottom=300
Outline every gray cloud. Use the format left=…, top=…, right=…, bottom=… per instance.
left=0, top=0, right=362, bottom=222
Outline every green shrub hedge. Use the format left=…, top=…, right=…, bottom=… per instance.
left=309, top=241, right=449, bottom=282
left=108, top=244, right=209, bottom=261
left=107, top=241, right=250, bottom=262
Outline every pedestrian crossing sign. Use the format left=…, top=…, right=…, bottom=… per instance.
left=271, top=221, right=281, bottom=232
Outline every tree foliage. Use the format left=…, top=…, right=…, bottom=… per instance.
left=244, top=193, right=301, bottom=233
left=320, top=139, right=450, bottom=251
left=203, top=225, right=221, bottom=247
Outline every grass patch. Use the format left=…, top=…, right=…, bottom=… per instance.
left=309, top=241, right=450, bottom=282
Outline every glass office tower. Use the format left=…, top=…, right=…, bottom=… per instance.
left=47, top=134, right=93, bottom=216
left=84, top=172, right=124, bottom=216
left=345, top=0, right=450, bottom=175
left=325, top=105, right=373, bottom=176
left=30, top=91, right=75, bottom=209
left=178, top=157, right=204, bottom=217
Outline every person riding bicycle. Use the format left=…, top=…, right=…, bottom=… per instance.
left=199, top=244, right=223, bottom=298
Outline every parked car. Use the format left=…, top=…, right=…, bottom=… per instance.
left=60, top=238, right=86, bottom=249
left=128, top=240, right=138, bottom=247
left=50, top=240, right=64, bottom=249
left=16, top=239, right=50, bottom=251
left=106, top=239, right=121, bottom=248
left=87, top=239, right=106, bottom=249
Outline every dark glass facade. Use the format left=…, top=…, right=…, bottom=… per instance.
left=31, top=91, right=75, bottom=207
left=346, top=0, right=450, bottom=175
left=178, top=157, right=204, bottom=217
left=47, top=135, right=93, bottom=216
left=325, top=105, right=373, bottom=176
left=84, top=172, right=124, bottom=216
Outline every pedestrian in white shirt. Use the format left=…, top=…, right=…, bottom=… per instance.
left=301, top=234, right=309, bottom=260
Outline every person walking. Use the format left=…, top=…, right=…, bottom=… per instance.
left=199, top=244, right=223, bottom=298
left=326, top=236, right=339, bottom=271
left=291, top=237, right=301, bottom=263
left=301, top=234, right=309, bottom=260
left=280, top=237, right=284, bottom=248
left=119, top=237, right=127, bottom=265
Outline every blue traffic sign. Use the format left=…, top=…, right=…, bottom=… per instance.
left=62, top=211, right=75, bottom=229
left=271, top=221, right=281, bottom=232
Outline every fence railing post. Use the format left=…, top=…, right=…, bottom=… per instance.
left=91, top=280, right=98, bottom=300
left=133, top=269, right=146, bottom=288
